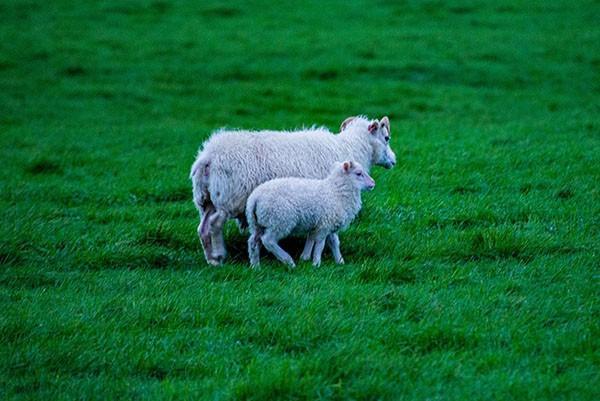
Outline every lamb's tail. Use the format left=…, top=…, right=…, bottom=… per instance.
left=245, top=193, right=261, bottom=234
left=246, top=193, right=263, bottom=267
left=190, top=154, right=211, bottom=211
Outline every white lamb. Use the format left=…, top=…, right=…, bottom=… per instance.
left=190, top=116, right=396, bottom=265
left=246, top=161, right=375, bottom=268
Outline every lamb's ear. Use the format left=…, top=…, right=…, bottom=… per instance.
left=368, top=120, right=379, bottom=134
left=380, top=116, right=390, bottom=132
left=340, top=116, right=356, bottom=131
left=342, top=161, right=351, bottom=172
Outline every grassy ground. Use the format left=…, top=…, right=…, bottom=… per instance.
left=1, top=0, right=599, bottom=399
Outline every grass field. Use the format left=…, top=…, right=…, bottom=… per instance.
left=1, top=0, right=599, bottom=399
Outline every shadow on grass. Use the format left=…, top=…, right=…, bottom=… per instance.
left=137, top=223, right=197, bottom=252
left=0, top=270, right=60, bottom=290
left=25, top=158, right=63, bottom=175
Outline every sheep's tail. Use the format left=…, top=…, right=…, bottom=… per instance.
left=190, top=153, right=211, bottom=211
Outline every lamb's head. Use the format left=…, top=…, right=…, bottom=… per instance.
left=341, top=116, right=396, bottom=169
left=340, top=161, right=375, bottom=191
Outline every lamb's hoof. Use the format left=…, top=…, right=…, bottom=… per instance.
left=336, top=258, right=345, bottom=265
left=286, top=261, right=296, bottom=270
left=312, top=261, right=321, bottom=268
left=300, top=253, right=311, bottom=261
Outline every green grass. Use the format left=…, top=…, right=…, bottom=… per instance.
left=1, top=0, right=599, bottom=399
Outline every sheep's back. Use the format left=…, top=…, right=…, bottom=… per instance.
left=202, top=129, right=345, bottom=215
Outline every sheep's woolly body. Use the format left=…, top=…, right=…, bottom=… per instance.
left=191, top=118, right=374, bottom=217
left=190, top=115, right=395, bottom=265
left=246, top=170, right=362, bottom=241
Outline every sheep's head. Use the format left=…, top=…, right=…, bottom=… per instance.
left=342, top=161, right=375, bottom=191
left=340, top=116, right=396, bottom=169
left=367, top=116, right=396, bottom=169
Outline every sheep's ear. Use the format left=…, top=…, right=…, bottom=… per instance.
left=342, top=161, right=351, bottom=172
left=368, top=120, right=379, bottom=134
left=340, top=116, right=356, bottom=131
left=381, top=116, right=390, bottom=132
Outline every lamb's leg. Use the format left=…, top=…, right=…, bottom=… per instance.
left=208, top=209, right=228, bottom=265
left=300, top=237, right=315, bottom=261
left=198, top=205, right=216, bottom=264
left=312, top=236, right=327, bottom=267
left=248, top=230, right=262, bottom=268
left=326, top=233, right=344, bottom=264
left=260, top=231, right=295, bottom=269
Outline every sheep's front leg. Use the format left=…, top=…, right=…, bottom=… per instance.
left=312, top=236, right=327, bottom=267
left=260, top=231, right=295, bottom=268
left=326, top=233, right=344, bottom=264
left=300, top=237, right=315, bottom=261
left=208, top=210, right=228, bottom=265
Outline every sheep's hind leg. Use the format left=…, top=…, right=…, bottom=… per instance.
left=300, top=236, right=315, bottom=261
left=326, top=233, right=344, bottom=264
left=248, top=230, right=262, bottom=268
left=208, top=210, right=229, bottom=265
left=260, top=231, right=295, bottom=269
left=198, top=205, right=216, bottom=264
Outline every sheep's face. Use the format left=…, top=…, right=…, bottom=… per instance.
left=368, top=117, right=396, bottom=169
left=343, top=161, right=375, bottom=191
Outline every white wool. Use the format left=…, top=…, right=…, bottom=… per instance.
left=247, top=168, right=362, bottom=239
left=192, top=117, right=380, bottom=217
left=246, top=162, right=370, bottom=267
left=190, top=115, right=395, bottom=265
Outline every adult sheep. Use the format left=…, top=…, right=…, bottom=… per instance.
left=190, top=116, right=396, bottom=265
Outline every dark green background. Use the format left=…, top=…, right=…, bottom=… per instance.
left=1, top=1, right=598, bottom=399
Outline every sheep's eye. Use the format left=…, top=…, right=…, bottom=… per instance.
left=384, top=136, right=390, bottom=142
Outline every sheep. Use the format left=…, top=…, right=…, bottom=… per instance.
left=246, top=161, right=375, bottom=268
left=190, top=115, right=396, bottom=265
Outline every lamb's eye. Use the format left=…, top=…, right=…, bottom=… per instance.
left=384, top=136, right=390, bottom=142
left=357, top=172, right=362, bottom=176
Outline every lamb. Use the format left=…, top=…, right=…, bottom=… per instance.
left=190, top=115, right=396, bottom=265
left=246, top=161, right=375, bottom=268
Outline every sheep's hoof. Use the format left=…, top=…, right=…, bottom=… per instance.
left=209, top=251, right=226, bottom=265
left=207, top=258, right=222, bottom=267
left=336, top=258, right=345, bottom=265
left=300, top=253, right=311, bottom=261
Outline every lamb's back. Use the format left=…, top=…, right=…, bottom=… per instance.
left=252, top=177, right=334, bottom=234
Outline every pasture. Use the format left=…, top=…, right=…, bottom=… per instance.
left=1, top=0, right=598, bottom=399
